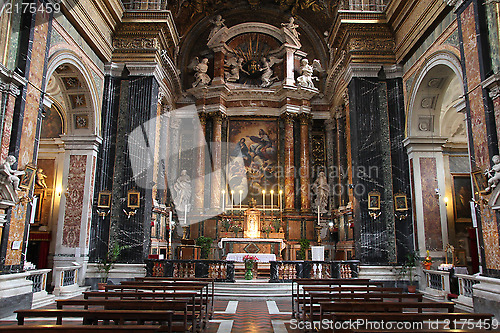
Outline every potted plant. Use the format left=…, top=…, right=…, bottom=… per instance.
left=298, top=238, right=310, bottom=260
left=231, top=224, right=242, bottom=238
left=96, top=242, right=127, bottom=290
left=394, top=251, right=419, bottom=293
left=196, top=236, right=213, bottom=259
left=243, top=255, right=259, bottom=280
left=262, top=225, right=273, bottom=238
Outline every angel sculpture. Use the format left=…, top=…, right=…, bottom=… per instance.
left=225, top=56, right=248, bottom=82
left=208, top=15, right=226, bottom=40
left=281, top=17, right=300, bottom=40
left=260, top=56, right=283, bottom=88
left=485, top=155, right=500, bottom=193
left=296, top=59, right=322, bottom=89
left=189, top=57, right=211, bottom=87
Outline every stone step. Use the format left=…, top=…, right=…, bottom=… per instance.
left=213, top=280, right=292, bottom=299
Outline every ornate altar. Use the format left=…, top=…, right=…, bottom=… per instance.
left=244, top=209, right=261, bottom=238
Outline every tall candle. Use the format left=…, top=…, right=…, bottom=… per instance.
left=262, top=190, right=266, bottom=212
left=317, top=205, right=320, bottom=225
left=279, top=190, right=283, bottom=212
left=239, top=190, right=242, bottom=212
left=231, top=190, right=234, bottom=213
left=222, top=190, right=225, bottom=212
left=270, top=190, right=274, bottom=213
left=185, top=204, right=188, bottom=225
left=168, top=211, right=172, bottom=254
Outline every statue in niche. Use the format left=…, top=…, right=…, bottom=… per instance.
left=259, top=56, right=283, bottom=88
left=208, top=15, right=226, bottom=40
left=190, top=57, right=211, bottom=87
left=296, top=58, right=322, bottom=89
left=313, top=171, right=330, bottom=213
left=36, top=168, right=48, bottom=189
left=485, top=155, right=500, bottom=193
left=1, top=156, right=25, bottom=193
left=173, top=170, right=192, bottom=211
left=225, top=56, right=247, bottom=82
left=281, top=17, right=300, bottom=40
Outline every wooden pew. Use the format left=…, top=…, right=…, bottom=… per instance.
left=0, top=325, right=170, bottom=332
left=292, top=279, right=383, bottom=318
left=83, top=291, right=198, bottom=332
left=320, top=312, right=494, bottom=333
left=135, top=277, right=215, bottom=318
left=305, top=292, right=423, bottom=322
left=56, top=299, right=188, bottom=332
left=105, top=283, right=207, bottom=330
left=119, top=281, right=212, bottom=322
left=14, top=309, right=174, bottom=332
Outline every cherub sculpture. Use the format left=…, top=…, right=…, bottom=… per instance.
left=1, top=156, right=25, bottom=192
left=485, top=155, right=500, bottom=193
left=259, top=56, right=283, bottom=88
left=281, top=17, right=300, bottom=40
left=296, top=59, right=322, bottom=89
left=189, top=57, right=211, bottom=87
left=208, top=15, right=226, bottom=40
left=36, top=168, right=48, bottom=189
left=224, top=56, right=247, bottom=82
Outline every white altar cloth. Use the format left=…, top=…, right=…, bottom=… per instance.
left=226, top=253, right=276, bottom=262
left=218, top=238, right=286, bottom=251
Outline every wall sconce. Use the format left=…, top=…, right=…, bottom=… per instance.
left=124, top=189, right=140, bottom=218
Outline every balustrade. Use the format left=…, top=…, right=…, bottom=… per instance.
left=53, top=263, right=82, bottom=296
left=338, top=0, right=387, bottom=11
left=146, top=259, right=235, bottom=282
left=455, top=273, right=479, bottom=311
left=270, top=260, right=359, bottom=282
left=423, top=269, right=451, bottom=300
left=122, top=0, right=167, bottom=10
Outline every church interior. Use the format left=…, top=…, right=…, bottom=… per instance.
left=2, top=0, right=500, bottom=330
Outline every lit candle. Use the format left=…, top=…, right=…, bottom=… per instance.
left=231, top=190, right=234, bottom=214
left=262, top=189, right=266, bottom=212
left=279, top=189, right=283, bottom=212
left=239, top=190, right=243, bottom=212
left=270, top=190, right=274, bottom=213
left=168, top=210, right=172, bottom=253
left=222, top=190, right=225, bottom=212
left=185, top=204, right=188, bottom=225
left=317, top=205, right=320, bottom=225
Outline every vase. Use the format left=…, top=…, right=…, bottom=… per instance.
left=423, top=262, right=432, bottom=270
left=245, top=268, right=253, bottom=280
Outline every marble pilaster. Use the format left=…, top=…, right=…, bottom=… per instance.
left=210, top=111, right=225, bottom=210
left=194, top=113, right=207, bottom=212
left=325, top=118, right=337, bottom=209
left=283, top=112, right=296, bottom=211
left=299, top=113, right=312, bottom=212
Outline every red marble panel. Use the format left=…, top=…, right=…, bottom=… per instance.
left=85, top=156, right=96, bottom=248
left=460, top=3, right=500, bottom=270
left=420, top=158, right=443, bottom=251
left=62, top=155, right=87, bottom=248
left=0, top=94, right=16, bottom=162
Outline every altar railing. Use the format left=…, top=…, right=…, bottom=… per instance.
left=145, top=259, right=235, bottom=282
left=269, top=260, right=360, bottom=282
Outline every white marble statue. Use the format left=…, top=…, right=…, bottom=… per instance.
left=281, top=17, right=300, bottom=40
left=173, top=170, right=192, bottom=211
left=190, top=57, right=211, bottom=87
left=485, top=155, right=500, bottom=193
left=313, top=171, right=330, bottom=213
left=1, top=156, right=24, bottom=192
left=36, top=168, right=48, bottom=189
left=259, top=56, right=282, bottom=88
left=225, top=56, right=247, bottom=82
left=296, top=58, right=322, bottom=89
left=208, top=15, right=226, bottom=40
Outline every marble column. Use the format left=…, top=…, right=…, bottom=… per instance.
left=168, top=116, right=182, bottom=185
left=482, top=75, right=500, bottom=145
left=283, top=112, right=296, bottom=211
left=194, top=113, right=207, bottom=212
left=211, top=49, right=225, bottom=86
left=325, top=118, right=337, bottom=209
left=0, top=82, right=20, bottom=162
left=299, top=113, right=312, bottom=212
left=210, top=111, right=224, bottom=210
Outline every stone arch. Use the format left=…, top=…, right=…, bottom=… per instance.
left=45, top=50, right=100, bottom=136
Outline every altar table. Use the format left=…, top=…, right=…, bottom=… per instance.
left=226, top=253, right=276, bottom=262
left=218, top=238, right=286, bottom=257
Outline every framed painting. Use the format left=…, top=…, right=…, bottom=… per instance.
left=227, top=118, right=279, bottom=205
left=19, top=164, right=36, bottom=190
left=472, top=169, right=487, bottom=194
left=97, top=191, right=111, bottom=209
left=368, top=191, right=381, bottom=210
left=452, top=175, right=472, bottom=222
left=394, top=194, right=408, bottom=211
left=127, top=189, right=140, bottom=209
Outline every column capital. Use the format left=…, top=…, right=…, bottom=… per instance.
left=197, top=112, right=208, bottom=126
left=209, top=111, right=226, bottom=123
left=281, top=112, right=297, bottom=124
left=298, top=112, right=313, bottom=125
left=60, top=135, right=102, bottom=152
left=482, top=74, right=500, bottom=100
left=325, top=118, right=336, bottom=130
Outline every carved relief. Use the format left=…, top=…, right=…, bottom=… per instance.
left=418, top=116, right=434, bottom=132
left=349, top=38, right=395, bottom=52
left=113, top=37, right=159, bottom=50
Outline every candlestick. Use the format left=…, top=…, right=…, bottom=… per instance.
left=239, top=190, right=242, bottom=212
left=222, top=190, right=225, bottom=212
left=270, top=190, right=274, bottom=214
left=231, top=190, right=234, bottom=214
left=279, top=189, right=283, bottom=212
left=262, top=189, right=266, bottom=213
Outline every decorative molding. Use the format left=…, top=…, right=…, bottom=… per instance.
left=113, top=37, right=159, bottom=50
left=482, top=74, right=500, bottom=100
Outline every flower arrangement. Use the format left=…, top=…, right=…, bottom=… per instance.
left=422, top=250, right=432, bottom=270
left=221, top=217, right=233, bottom=232
left=243, top=255, right=259, bottom=280
left=231, top=224, right=242, bottom=237
left=272, top=219, right=282, bottom=233
left=262, top=225, right=274, bottom=237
